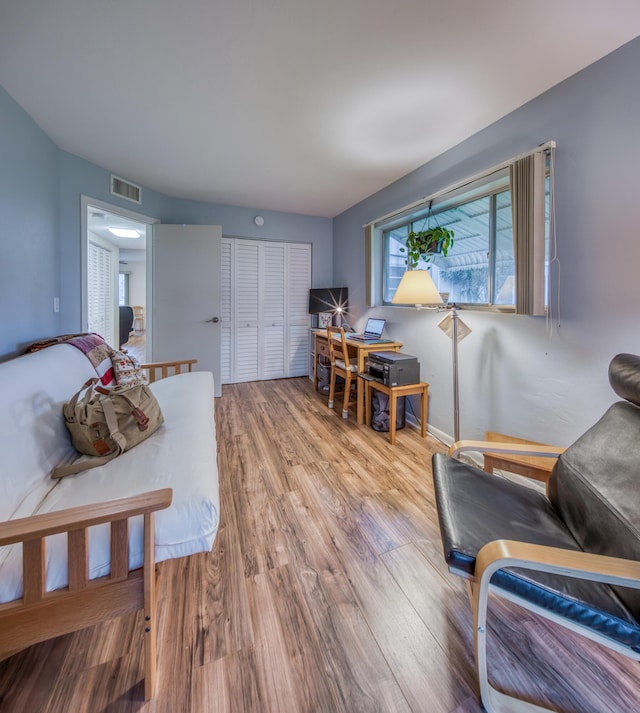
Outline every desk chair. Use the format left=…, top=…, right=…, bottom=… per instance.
left=327, top=326, right=357, bottom=419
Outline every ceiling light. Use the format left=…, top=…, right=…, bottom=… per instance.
left=109, top=227, right=140, bottom=238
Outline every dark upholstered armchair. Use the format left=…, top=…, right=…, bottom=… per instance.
left=119, top=305, right=134, bottom=348
left=432, top=353, right=640, bottom=713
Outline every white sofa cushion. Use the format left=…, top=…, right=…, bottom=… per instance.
left=0, top=350, right=219, bottom=604
left=0, top=344, right=96, bottom=522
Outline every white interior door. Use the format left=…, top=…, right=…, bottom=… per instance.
left=153, top=224, right=222, bottom=397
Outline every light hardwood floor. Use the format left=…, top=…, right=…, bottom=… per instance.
left=0, top=378, right=639, bottom=712
left=122, top=332, right=146, bottom=363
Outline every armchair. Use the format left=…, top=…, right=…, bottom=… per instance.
left=432, top=353, right=640, bottom=713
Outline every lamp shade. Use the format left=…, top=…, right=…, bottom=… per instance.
left=392, top=270, right=443, bottom=307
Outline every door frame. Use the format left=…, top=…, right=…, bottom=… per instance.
left=81, top=195, right=159, bottom=355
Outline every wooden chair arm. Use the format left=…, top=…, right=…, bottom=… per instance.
left=140, top=359, right=197, bottom=383
left=475, top=539, right=640, bottom=590
left=0, top=489, right=173, bottom=547
left=448, top=440, right=566, bottom=460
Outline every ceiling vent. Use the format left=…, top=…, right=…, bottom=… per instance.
left=110, top=174, right=142, bottom=204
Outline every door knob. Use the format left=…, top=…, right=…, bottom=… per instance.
left=206, top=316, right=220, bottom=323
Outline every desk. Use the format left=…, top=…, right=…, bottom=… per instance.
left=312, top=329, right=402, bottom=418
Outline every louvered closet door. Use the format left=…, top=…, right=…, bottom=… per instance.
left=262, top=242, right=286, bottom=380
left=286, top=244, right=311, bottom=377
left=220, top=238, right=311, bottom=384
left=234, top=239, right=260, bottom=382
left=220, top=239, right=233, bottom=383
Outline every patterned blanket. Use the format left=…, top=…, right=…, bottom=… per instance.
left=25, top=333, right=116, bottom=386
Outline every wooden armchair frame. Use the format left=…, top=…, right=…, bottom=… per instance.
left=470, top=540, right=640, bottom=713
left=446, top=441, right=640, bottom=713
left=0, top=488, right=172, bottom=701
left=141, top=359, right=197, bottom=384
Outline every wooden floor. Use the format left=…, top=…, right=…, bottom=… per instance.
left=122, top=332, right=146, bottom=363
left=1, top=378, right=639, bottom=712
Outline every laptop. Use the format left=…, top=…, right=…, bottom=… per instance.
left=348, top=318, right=387, bottom=342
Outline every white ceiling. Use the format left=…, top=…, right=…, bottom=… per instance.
left=1, top=1, right=639, bottom=218
left=87, top=208, right=147, bottom=263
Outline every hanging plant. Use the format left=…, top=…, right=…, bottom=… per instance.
left=399, top=225, right=454, bottom=269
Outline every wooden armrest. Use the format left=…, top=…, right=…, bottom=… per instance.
left=468, top=539, right=640, bottom=711
left=475, top=539, right=640, bottom=590
left=0, top=489, right=173, bottom=546
left=140, top=359, right=197, bottom=383
left=448, top=439, right=566, bottom=460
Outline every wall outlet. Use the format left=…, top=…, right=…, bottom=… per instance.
left=53, top=297, right=60, bottom=313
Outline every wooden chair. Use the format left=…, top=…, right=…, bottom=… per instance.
left=132, top=306, right=145, bottom=332
left=327, top=326, right=357, bottom=419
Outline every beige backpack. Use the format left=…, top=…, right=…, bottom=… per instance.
left=52, top=377, right=164, bottom=479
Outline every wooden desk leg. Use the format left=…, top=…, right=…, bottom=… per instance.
left=420, top=385, right=427, bottom=438
left=357, top=377, right=364, bottom=424
left=365, top=382, right=372, bottom=427
left=389, top=392, right=397, bottom=445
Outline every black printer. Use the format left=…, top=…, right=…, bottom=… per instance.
left=367, top=351, right=420, bottom=387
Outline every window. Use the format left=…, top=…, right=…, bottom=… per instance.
left=119, top=272, right=130, bottom=306
left=381, top=153, right=551, bottom=310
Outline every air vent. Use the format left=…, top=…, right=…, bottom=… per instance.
left=110, top=175, right=142, bottom=204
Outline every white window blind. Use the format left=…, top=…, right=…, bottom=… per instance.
left=87, top=241, right=112, bottom=340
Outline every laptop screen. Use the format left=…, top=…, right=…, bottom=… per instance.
left=364, top=318, right=385, bottom=337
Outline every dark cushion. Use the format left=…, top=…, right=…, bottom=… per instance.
left=492, top=569, right=640, bottom=652
left=432, top=454, right=579, bottom=575
left=548, top=401, right=640, bottom=621
left=119, top=306, right=134, bottom=348
left=432, top=452, right=640, bottom=651
left=609, top=353, right=640, bottom=407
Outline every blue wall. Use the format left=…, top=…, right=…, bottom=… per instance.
left=333, top=37, right=640, bottom=445
left=0, top=87, right=60, bottom=357
left=58, top=151, right=169, bottom=335
left=164, top=198, right=333, bottom=288
left=0, top=87, right=333, bottom=358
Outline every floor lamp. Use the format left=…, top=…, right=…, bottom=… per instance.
left=392, top=270, right=471, bottom=441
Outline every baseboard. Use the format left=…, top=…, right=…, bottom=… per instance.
left=405, top=416, right=484, bottom=468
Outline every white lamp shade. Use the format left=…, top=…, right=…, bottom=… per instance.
left=392, top=270, right=444, bottom=307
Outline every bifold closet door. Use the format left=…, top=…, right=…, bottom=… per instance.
left=287, top=243, right=312, bottom=377
left=262, top=242, right=286, bottom=380
left=220, top=238, right=310, bottom=384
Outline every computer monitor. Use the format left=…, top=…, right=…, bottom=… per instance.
left=308, top=287, right=349, bottom=315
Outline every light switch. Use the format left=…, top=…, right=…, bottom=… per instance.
left=54, top=297, right=60, bottom=313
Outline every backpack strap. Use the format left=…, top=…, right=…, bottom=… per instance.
left=51, top=389, right=127, bottom=479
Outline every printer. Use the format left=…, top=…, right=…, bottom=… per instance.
left=367, top=351, right=420, bottom=387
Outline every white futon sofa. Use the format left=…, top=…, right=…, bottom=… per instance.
left=0, top=343, right=219, bottom=699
